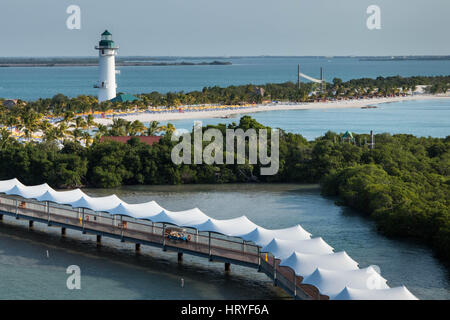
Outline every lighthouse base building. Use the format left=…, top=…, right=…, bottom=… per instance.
left=94, top=30, right=119, bottom=103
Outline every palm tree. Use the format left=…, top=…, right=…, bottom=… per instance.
left=86, top=114, right=95, bottom=130
left=0, top=128, right=13, bottom=149
left=72, top=116, right=87, bottom=130
left=161, top=123, right=176, bottom=135
left=81, top=131, right=92, bottom=146
left=6, top=116, right=18, bottom=134
left=146, top=121, right=161, bottom=136
left=130, top=120, right=146, bottom=136
left=42, top=126, right=59, bottom=143
left=20, top=108, right=42, bottom=141
left=56, top=122, right=71, bottom=141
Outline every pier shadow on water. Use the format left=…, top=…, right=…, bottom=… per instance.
left=0, top=218, right=287, bottom=300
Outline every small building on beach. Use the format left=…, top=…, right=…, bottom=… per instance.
left=110, top=94, right=140, bottom=103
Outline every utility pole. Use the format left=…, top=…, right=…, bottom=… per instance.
left=320, top=67, right=325, bottom=93
left=370, top=130, right=375, bottom=149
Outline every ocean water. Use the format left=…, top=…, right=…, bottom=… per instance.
left=1, top=56, right=450, bottom=101
left=0, top=184, right=448, bottom=300
left=159, top=98, right=450, bottom=140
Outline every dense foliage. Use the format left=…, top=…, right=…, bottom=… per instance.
left=0, top=116, right=448, bottom=261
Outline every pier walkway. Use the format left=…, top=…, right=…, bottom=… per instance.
left=0, top=194, right=326, bottom=300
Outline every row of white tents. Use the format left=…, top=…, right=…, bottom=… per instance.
left=0, top=178, right=417, bottom=300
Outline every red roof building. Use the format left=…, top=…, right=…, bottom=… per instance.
left=100, top=136, right=162, bottom=146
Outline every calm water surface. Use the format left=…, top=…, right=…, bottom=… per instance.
left=1, top=56, right=450, bottom=100
left=161, top=98, right=450, bottom=140
left=0, top=184, right=448, bottom=299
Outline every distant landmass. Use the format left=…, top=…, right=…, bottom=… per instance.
left=0, top=57, right=232, bottom=67
left=359, top=56, right=450, bottom=61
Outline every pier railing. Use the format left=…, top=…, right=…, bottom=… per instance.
left=0, top=194, right=324, bottom=300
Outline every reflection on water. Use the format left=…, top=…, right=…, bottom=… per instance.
left=0, top=184, right=448, bottom=299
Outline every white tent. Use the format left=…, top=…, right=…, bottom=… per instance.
left=302, top=267, right=389, bottom=299
left=0, top=178, right=418, bottom=301
left=334, top=286, right=418, bottom=300
left=237, top=225, right=312, bottom=246
left=0, top=178, right=24, bottom=193
left=68, top=195, right=123, bottom=212
left=36, top=189, right=86, bottom=204
left=106, top=201, right=164, bottom=219
left=279, top=251, right=359, bottom=277
left=191, top=216, right=258, bottom=237
left=261, top=237, right=334, bottom=259
left=151, top=208, right=210, bottom=227
left=5, top=183, right=54, bottom=199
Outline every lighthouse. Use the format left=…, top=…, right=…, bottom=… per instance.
left=94, top=30, right=119, bottom=102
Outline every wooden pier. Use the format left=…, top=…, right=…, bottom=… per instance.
left=0, top=194, right=327, bottom=300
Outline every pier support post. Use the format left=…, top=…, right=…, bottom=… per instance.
left=82, top=208, right=86, bottom=234
left=120, top=216, right=125, bottom=242
left=225, top=262, right=231, bottom=272
left=0, top=214, right=3, bottom=221
left=97, top=235, right=102, bottom=244
left=162, top=223, right=166, bottom=251
left=257, top=247, right=261, bottom=272
left=208, top=232, right=212, bottom=261
left=273, top=258, right=278, bottom=287
left=15, top=200, right=19, bottom=219
left=29, top=220, right=34, bottom=229
left=135, top=243, right=141, bottom=252
left=46, top=201, right=51, bottom=226
left=61, top=227, right=66, bottom=236
left=177, top=252, right=183, bottom=262
left=293, top=275, right=297, bottom=299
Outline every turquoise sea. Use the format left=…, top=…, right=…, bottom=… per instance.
left=161, top=98, right=450, bottom=140
left=1, top=56, right=450, bottom=101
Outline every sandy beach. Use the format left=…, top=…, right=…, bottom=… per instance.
left=94, top=94, right=450, bottom=125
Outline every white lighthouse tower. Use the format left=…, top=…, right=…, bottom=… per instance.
left=94, top=30, right=119, bottom=102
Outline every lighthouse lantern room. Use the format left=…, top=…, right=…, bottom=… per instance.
left=94, top=30, right=119, bottom=102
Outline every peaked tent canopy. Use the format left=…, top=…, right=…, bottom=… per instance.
left=106, top=201, right=164, bottom=219
left=5, top=183, right=53, bottom=199
left=0, top=178, right=24, bottom=193
left=151, top=208, right=210, bottom=227
left=261, top=237, right=334, bottom=259
left=334, top=286, right=418, bottom=300
left=302, top=267, right=389, bottom=299
left=36, top=189, right=86, bottom=204
left=279, top=251, right=359, bottom=278
left=237, top=225, right=312, bottom=247
left=68, top=195, right=123, bottom=212
left=191, top=216, right=258, bottom=237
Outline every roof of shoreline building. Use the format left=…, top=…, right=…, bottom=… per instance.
left=99, top=136, right=161, bottom=146
left=110, top=94, right=140, bottom=103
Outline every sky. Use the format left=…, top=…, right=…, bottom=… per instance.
left=0, top=0, right=449, bottom=57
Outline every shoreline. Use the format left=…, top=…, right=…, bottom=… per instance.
left=94, top=94, right=450, bottom=125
